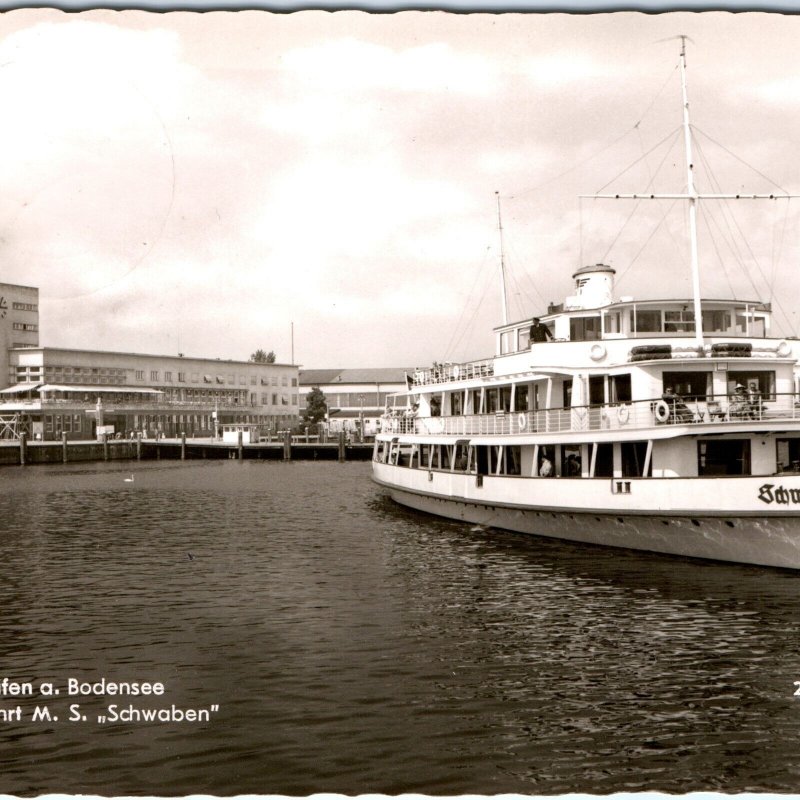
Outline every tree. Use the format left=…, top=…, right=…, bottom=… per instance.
left=302, top=387, right=327, bottom=425
left=250, top=349, right=276, bottom=363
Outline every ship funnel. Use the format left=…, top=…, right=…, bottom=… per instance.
left=564, top=263, right=615, bottom=310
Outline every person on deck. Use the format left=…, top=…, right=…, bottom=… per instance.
left=529, top=318, right=553, bottom=344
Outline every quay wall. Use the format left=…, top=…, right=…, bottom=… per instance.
left=0, top=439, right=373, bottom=467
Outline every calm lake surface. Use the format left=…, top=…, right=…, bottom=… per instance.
left=2, top=459, right=800, bottom=795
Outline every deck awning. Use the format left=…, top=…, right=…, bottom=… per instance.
left=39, top=384, right=164, bottom=395
left=0, top=382, right=42, bottom=394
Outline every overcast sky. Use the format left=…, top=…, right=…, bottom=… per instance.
left=1, top=10, right=799, bottom=367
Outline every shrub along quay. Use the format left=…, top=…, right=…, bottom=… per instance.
left=0, top=432, right=372, bottom=467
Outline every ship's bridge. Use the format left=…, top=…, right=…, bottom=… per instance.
left=495, top=262, right=772, bottom=356
left=495, top=296, right=772, bottom=358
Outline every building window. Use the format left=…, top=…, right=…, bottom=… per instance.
left=12, top=322, right=38, bottom=331
left=165, top=371, right=172, bottom=382
left=291, top=378, right=298, bottom=387
left=272, top=393, right=278, bottom=405
left=251, top=376, right=257, bottom=385
left=178, top=372, right=186, bottom=382
left=150, top=370, right=159, bottom=381
left=272, top=377, right=278, bottom=386
left=12, top=302, right=38, bottom=311
left=135, top=370, right=145, bottom=381
left=228, top=375, right=235, bottom=384
left=281, top=376, right=288, bottom=386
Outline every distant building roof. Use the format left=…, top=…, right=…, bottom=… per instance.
left=300, top=368, right=411, bottom=386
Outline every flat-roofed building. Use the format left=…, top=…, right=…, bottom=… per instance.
left=299, top=367, right=410, bottom=437
left=0, top=281, right=300, bottom=440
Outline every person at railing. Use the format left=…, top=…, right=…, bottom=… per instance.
left=539, top=453, right=554, bottom=477
left=566, top=453, right=581, bottom=477
left=729, top=384, right=753, bottom=420
left=662, top=386, right=693, bottom=423
left=529, top=318, right=553, bottom=344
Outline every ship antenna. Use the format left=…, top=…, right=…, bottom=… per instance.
left=495, top=191, right=509, bottom=325
left=678, top=35, right=704, bottom=349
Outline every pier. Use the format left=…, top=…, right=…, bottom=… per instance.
left=0, top=433, right=373, bottom=467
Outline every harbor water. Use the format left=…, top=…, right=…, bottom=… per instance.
left=2, top=459, right=800, bottom=795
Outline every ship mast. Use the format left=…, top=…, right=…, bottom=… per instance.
left=496, top=191, right=509, bottom=326
left=679, top=36, right=704, bottom=348
left=584, top=39, right=799, bottom=346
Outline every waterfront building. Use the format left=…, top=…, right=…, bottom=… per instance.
left=0, top=282, right=300, bottom=440
left=299, top=368, right=410, bottom=437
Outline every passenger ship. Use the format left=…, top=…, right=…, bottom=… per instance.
left=372, top=42, right=800, bottom=569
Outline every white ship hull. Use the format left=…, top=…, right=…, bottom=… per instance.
left=373, top=462, right=800, bottom=569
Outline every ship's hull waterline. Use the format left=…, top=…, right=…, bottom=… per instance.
left=374, top=465, right=800, bottom=569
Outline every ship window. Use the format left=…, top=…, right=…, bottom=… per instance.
left=570, top=316, right=601, bottom=341
left=701, top=310, right=731, bottom=333
left=610, top=374, right=632, bottom=404
left=662, top=371, right=712, bottom=401
left=776, top=439, right=800, bottom=473
left=518, top=327, right=531, bottom=350
left=500, top=330, right=517, bottom=354
left=698, top=439, right=751, bottom=476
left=562, top=445, right=582, bottom=477
left=486, top=388, right=499, bottom=413
left=593, top=442, right=613, bottom=478
left=504, top=445, right=521, bottom=476
left=664, top=309, right=695, bottom=333
left=515, top=384, right=529, bottom=411
left=451, top=392, right=463, bottom=416
left=632, top=310, right=662, bottom=333
left=589, top=375, right=605, bottom=406
left=605, top=312, right=621, bottom=334
left=728, top=371, right=775, bottom=401
left=621, top=441, right=651, bottom=477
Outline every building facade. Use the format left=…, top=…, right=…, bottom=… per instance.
left=0, top=282, right=299, bottom=440
left=299, top=368, right=410, bottom=437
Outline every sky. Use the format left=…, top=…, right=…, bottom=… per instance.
left=1, top=10, right=800, bottom=368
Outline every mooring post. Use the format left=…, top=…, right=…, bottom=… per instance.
left=237, top=430, right=244, bottom=461
left=136, top=433, right=142, bottom=461
left=19, top=432, right=27, bottom=466
left=338, top=431, right=346, bottom=463
left=283, top=430, right=291, bottom=461
left=102, top=433, right=109, bottom=461
left=181, top=432, right=187, bottom=461
left=62, top=431, right=68, bottom=463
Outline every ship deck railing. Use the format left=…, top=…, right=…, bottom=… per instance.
left=409, top=359, right=495, bottom=386
left=380, top=392, right=800, bottom=436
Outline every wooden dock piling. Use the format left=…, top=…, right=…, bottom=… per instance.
left=338, top=431, right=346, bottom=462
left=62, top=432, right=68, bottom=463
left=19, top=433, right=27, bottom=466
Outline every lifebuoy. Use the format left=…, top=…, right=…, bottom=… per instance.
left=617, top=404, right=630, bottom=424
left=452, top=364, right=460, bottom=378
left=590, top=343, right=606, bottom=361
left=518, top=413, right=527, bottom=431
left=778, top=341, right=792, bottom=358
left=654, top=400, right=670, bottom=423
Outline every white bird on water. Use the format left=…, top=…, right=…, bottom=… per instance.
left=124, top=474, right=135, bottom=483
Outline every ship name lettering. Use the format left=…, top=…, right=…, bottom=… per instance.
left=757, top=484, right=800, bottom=505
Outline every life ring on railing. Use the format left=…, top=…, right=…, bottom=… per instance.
left=654, top=400, right=670, bottom=423
left=518, top=413, right=527, bottom=431
left=590, top=343, right=607, bottom=362
left=617, top=404, right=630, bottom=424
left=778, top=340, right=792, bottom=358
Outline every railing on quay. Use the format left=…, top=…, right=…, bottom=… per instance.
left=380, top=392, right=800, bottom=436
